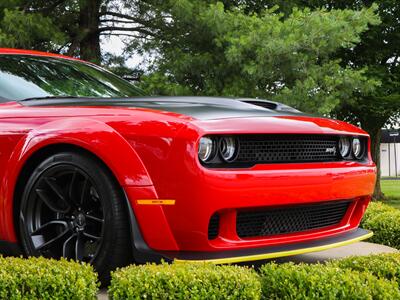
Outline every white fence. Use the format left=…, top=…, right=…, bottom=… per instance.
left=381, top=142, right=400, bottom=177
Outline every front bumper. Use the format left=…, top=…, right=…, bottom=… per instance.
left=165, top=228, right=372, bottom=263
left=122, top=115, right=376, bottom=261
left=125, top=160, right=376, bottom=254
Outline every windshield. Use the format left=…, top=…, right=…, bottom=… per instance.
left=0, top=55, right=144, bottom=101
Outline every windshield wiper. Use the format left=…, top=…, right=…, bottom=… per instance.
left=20, top=95, right=82, bottom=102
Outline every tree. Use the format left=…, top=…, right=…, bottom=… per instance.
left=267, top=0, right=400, bottom=199
left=135, top=1, right=379, bottom=113
left=333, top=0, right=400, bottom=199
left=1, top=1, right=163, bottom=63
left=0, top=1, right=65, bottom=50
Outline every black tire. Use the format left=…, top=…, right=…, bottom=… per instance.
left=18, top=151, right=132, bottom=283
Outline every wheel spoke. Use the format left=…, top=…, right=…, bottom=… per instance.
left=83, top=232, right=101, bottom=241
left=68, top=170, right=79, bottom=207
left=31, top=220, right=68, bottom=236
left=75, top=234, right=85, bottom=261
left=91, top=192, right=100, bottom=202
left=62, top=233, right=77, bottom=258
left=35, top=189, right=70, bottom=213
left=42, top=177, right=71, bottom=212
left=35, top=228, right=70, bottom=251
left=85, top=214, right=104, bottom=224
left=44, top=177, right=67, bottom=202
left=79, top=177, right=90, bottom=206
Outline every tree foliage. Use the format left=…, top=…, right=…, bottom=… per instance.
left=0, top=1, right=166, bottom=63
left=136, top=1, right=380, bottom=115
left=0, top=0, right=65, bottom=50
left=287, top=0, right=400, bottom=198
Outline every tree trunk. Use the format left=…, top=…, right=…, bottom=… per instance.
left=79, top=0, right=102, bottom=64
left=367, top=127, right=385, bottom=200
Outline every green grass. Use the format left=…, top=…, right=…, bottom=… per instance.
left=381, top=180, right=400, bottom=209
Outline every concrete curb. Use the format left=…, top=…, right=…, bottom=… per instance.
left=274, top=241, right=399, bottom=264
left=98, top=291, right=108, bottom=300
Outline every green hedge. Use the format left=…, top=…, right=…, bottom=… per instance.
left=0, top=256, right=98, bottom=300
left=109, top=262, right=261, bottom=300
left=259, top=262, right=400, bottom=300
left=361, top=201, right=400, bottom=249
left=361, top=201, right=397, bottom=226
left=332, top=253, right=400, bottom=285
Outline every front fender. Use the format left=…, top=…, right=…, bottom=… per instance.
left=2, top=117, right=155, bottom=241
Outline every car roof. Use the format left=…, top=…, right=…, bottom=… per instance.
left=0, top=48, right=81, bottom=62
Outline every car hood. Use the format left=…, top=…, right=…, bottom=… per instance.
left=20, top=96, right=304, bottom=120
left=17, top=96, right=366, bottom=136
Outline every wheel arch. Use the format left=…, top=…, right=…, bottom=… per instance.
left=13, top=143, right=121, bottom=226
left=3, top=118, right=154, bottom=243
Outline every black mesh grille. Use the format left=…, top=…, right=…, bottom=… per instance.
left=236, top=135, right=339, bottom=164
left=236, top=201, right=350, bottom=238
left=208, top=214, right=220, bottom=240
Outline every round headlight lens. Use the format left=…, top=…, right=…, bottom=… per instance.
left=219, top=137, right=238, bottom=162
left=198, top=137, right=216, bottom=162
left=339, top=137, right=351, bottom=158
left=352, top=138, right=363, bottom=159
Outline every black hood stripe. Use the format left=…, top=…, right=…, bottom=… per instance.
left=20, top=96, right=305, bottom=120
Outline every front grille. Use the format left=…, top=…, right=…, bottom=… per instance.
left=236, top=201, right=350, bottom=238
left=236, top=135, right=339, bottom=164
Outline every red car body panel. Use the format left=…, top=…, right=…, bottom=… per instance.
left=0, top=49, right=376, bottom=260
left=0, top=48, right=83, bottom=61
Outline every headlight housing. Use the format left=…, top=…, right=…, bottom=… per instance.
left=219, top=136, right=239, bottom=162
left=338, top=137, right=351, bottom=158
left=352, top=138, right=363, bottom=159
left=198, top=137, right=216, bottom=162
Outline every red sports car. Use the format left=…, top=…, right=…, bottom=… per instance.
left=0, top=49, right=376, bottom=280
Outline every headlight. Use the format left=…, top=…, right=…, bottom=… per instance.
left=219, top=136, right=238, bottom=162
left=352, top=138, right=363, bottom=159
left=338, top=137, right=351, bottom=158
left=198, top=137, right=216, bottom=162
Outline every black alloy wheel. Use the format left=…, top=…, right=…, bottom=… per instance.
left=19, top=151, right=132, bottom=282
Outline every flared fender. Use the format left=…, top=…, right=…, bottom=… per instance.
left=1, top=117, right=154, bottom=242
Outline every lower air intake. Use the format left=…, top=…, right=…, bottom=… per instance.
left=236, top=200, right=350, bottom=238
left=208, top=213, right=220, bottom=240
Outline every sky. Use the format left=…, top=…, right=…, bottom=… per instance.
left=101, top=35, right=142, bottom=68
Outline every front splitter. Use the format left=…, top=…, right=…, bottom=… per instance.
left=162, top=228, right=372, bottom=264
